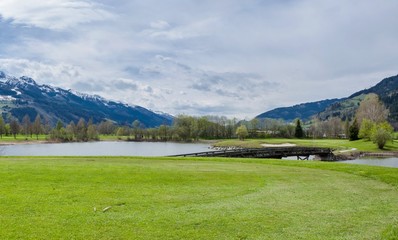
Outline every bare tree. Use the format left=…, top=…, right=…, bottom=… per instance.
left=10, top=118, right=20, bottom=139
left=32, top=114, right=43, bottom=140
left=356, top=93, right=389, bottom=125
left=0, top=115, right=5, bottom=139
left=22, top=114, right=31, bottom=138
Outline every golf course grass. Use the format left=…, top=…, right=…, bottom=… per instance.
left=214, top=138, right=398, bottom=152
left=1, top=156, right=398, bottom=239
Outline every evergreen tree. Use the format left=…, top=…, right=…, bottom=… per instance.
left=294, top=119, right=304, bottom=138
left=349, top=118, right=359, bottom=141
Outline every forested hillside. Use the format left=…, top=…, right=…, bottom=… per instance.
left=0, top=71, right=172, bottom=127
left=257, top=74, right=398, bottom=125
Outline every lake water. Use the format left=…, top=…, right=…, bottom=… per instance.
left=0, top=141, right=213, bottom=157
left=341, top=158, right=398, bottom=168
left=1, top=142, right=397, bottom=168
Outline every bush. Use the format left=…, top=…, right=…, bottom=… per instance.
left=358, top=118, right=374, bottom=140
left=236, top=125, right=248, bottom=141
left=371, top=128, right=391, bottom=149
left=370, top=122, right=393, bottom=149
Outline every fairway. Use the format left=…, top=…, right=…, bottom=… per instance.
left=1, top=157, right=398, bottom=239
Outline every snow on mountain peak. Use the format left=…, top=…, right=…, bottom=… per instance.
left=19, top=76, right=37, bottom=85
left=0, top=71, right=173, bottom=127
left=70, top=90, right=108, bottom=103
left=0, top=71, right=17, bottom=83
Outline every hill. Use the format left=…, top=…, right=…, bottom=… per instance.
left=316, top=94, right=365, bottom=121
left=256, top=98, right=342, bottom=122
left=318, top=74, right=398, bottom=122
left=257, top=74, right=398, bottom=123
left=349, top=74, right=398, bottom=121
left=0, top=71, right=173, bottom=127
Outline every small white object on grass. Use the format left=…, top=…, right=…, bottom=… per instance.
left=102, top=206, right=112, bottom=212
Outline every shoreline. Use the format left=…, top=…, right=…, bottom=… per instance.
left=0, top=140, right=50, bottom=146
left=0, top=138, right=218, bottom=146
left=337, top=151, right=398, bottom=159
left=1, top=139, right=397, bottom=161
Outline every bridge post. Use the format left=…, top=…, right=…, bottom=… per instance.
left=318, top=153, right=335, bottom=161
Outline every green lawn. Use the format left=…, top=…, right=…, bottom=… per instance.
left=0, top=134, right=48, bottom=142
left=214, top=138, right=398, bottom=152
left=0, top=156, right=398, bottom=239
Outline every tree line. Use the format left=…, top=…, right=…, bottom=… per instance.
left=0, top=114, right=100, bottom=142
left=0, top=114, right=240, bottom=142
left=0, top=92, right=394, bottom=149
left=0, top=113, right=304, bottom=142
left=305, top=93, right=394, bottom=149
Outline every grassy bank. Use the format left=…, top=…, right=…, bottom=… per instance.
left=214, top=138, right=398, bottom=152
left=0, top=134, right=48, bottom=143
left=0, top=156, right=397, bottom=239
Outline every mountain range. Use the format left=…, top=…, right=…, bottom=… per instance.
left=2, top=70, right=397, bottom=128
left=256, top=74, right=398, bottom=123
left=0, top=71, right=173, bottom=127
left=256, top=98, right=343, bottom=122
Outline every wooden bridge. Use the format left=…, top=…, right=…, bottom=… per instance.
left=169, top=147, right=335, bottom=161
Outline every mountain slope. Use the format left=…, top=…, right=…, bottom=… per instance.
left=318, top=74, right=398, bottom=122
left=316, top=94, right=365, bottom=121
left=256, top=98, right=342, bottom=122
left=0, top=71, right=173, bottom=127
left=350, top=74, right=398, bottom=121
left=256, top=74, right=398, bottom=123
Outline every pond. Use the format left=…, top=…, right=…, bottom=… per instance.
left=1, top=142, right=398, bottom=168
left=341, top=157, right=398, bottom=168
left=0, top=141, right=213, bottom=157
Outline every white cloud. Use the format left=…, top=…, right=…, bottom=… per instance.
left=0, top=58, right=83, bottom=87
left=0, top=0, right=113, bottom=30
left=150, top=20, right=171, bottom=30
left=1, top=0, right=398, bottom=118
left=142, top=18, right=219, bottom=40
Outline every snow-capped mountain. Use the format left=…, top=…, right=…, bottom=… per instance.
left=0, top=71, right=173, bottom=127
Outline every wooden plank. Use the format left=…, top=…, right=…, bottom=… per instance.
left=168, top=146, right=334, bottom=160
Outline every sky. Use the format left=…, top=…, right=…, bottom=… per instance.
left=0, top=0, right=397, bottom=119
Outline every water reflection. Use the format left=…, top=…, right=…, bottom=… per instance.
left=1, top=142, right=398, bottom=168
left=0, top=141, right=212, bottom=157
left=341, top=157, right=398, bottom=168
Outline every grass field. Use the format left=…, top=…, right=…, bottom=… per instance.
left=0, top=134, right=48, bottom=142
left=214, top=138, right=398, bottom=152
left=1, top=156, right=398, bottom=239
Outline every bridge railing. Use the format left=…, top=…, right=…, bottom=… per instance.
left=168, top=146, right=334, bottom=160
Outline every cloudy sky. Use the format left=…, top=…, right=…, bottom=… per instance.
left=0, top=0, right=397, bottom=119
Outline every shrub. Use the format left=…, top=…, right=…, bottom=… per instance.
left=370, top=122, right=393, bottom=149
left=236, top=125, right=248, bottom=141
left=358, top=118, right=374, bottom=140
